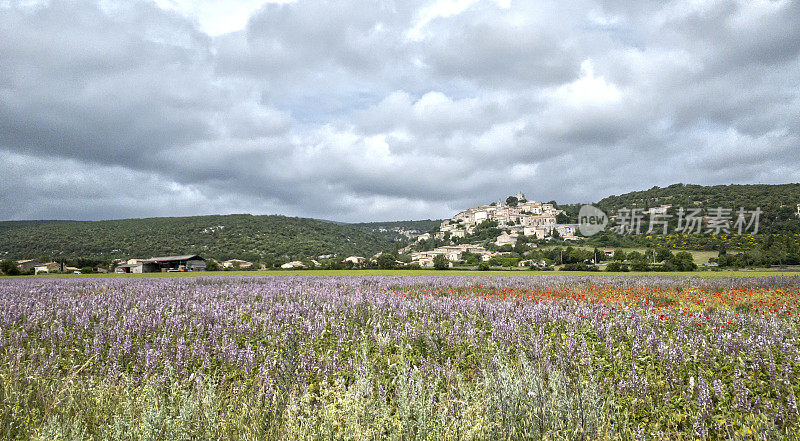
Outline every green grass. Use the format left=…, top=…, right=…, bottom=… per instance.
left=4, top=269, right=800, bottom=279
left=536, top=245, right=719, bottom=264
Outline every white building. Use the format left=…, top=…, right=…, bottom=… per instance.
left=648, top=205, right=672, bottom=215
left=222, top=259, right=253, bottom=269
left=411, top=244, right=490, bottom=266
left=523, top=226, right=549, bottom=239
left=343, top=256, right=366, bottom=265
left=495, top=231, right=518, bottom=247
left=34, top=262, right=60, bottom=274
left=555, top=224, right=580, bottom=240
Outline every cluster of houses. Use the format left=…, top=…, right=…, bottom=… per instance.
left=15, top=260, right=74, bottom=274
left=280, top=255, right=366, bottom=269
left=432, top=193, right=579, bottom=242
left=410, top=193, right=579, bottom=267
left=412, top=244, right=492, bottom=268
left=13, top=254, right=390, bottom=274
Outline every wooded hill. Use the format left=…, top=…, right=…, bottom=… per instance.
left=2, top=183, right=798, bottom=262
left=0, top=214, right=396, bottom=262
left=350, top=219, right=442, bottom=242
left=596, top=183, right=800, bottom=233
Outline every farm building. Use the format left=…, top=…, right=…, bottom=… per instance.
left=16, top=259, right=43, bottom=272
left=115, top=262, right=143, bottom=273
left=115, top=255, right=206, bottom=273
left=34, top=262, right=61, bottom=274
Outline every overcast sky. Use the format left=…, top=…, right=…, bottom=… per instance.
left=2, top=0, right=799, bottom=222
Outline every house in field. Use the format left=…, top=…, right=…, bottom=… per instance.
left=16, top=259, right=43, bottom=272
left=115, top=262, right=143, bottom=273
left=116, top=255, right=206, bottom=273
left=115, top=258, right=147, bottom=273
left=143, top=255, right=206, bottom=272
left=222, top=259, right=253, bottom=269
left=34, top=262, right=61, bottom=274
left=281, top=261, right=305, bottom=269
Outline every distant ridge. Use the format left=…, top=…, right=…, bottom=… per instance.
left=2, top=183, right=798, bottom=261
left=0, top=214, right=396, bottom=262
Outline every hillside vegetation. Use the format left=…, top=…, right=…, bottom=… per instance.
left=0, top=214, right=395, bottom=262
left=597, top=183, right=800, bottom=233
left=350, top=219, right=442, bottom=242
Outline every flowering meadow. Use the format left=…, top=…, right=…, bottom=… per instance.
left=1, top=275, right=799, bottom=440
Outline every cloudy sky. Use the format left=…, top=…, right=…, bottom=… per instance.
left=2, top=0, right=799, bottom=222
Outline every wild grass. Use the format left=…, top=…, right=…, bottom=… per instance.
left=1, top=276, right=799, bottom=439
left=0, top=354, right=676, bottom=440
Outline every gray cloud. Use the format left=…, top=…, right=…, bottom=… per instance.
left=1, top=0, right=799, bottom=222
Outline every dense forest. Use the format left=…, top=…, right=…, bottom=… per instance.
left=350, top=219, right=442, bottom=242
left=596, top=183, right=800, bottom=233
left=0, top=215, right=395, bottom=263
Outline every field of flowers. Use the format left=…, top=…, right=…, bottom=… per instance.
left=1, top=275, right=799, bottom=440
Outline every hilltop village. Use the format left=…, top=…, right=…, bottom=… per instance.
left=3, top=185, right=798, bottom=275
left=409, top=193, right=579, bottom=268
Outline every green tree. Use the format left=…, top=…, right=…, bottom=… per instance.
left=627, top=251, right=645, bottom=263
left=606, top=262, right=629, bottom=272
left=433, top=254, right=450, bottom=270
left=461, top=251, right=482, bottom=266
left=505, top=196, right=518, bottom=207
left=670, top=252, right=697, bottom=271
left=376, top=253, right=398, bottom=269
left=656, top=248, right=674, bottom=262
left=0, top=260, right=20, bottom=276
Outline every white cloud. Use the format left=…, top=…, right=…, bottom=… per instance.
left=548, top=59, right=621, bottom=108
left=151, top=0, right=295, bottom=36
left=1, top=0, right=799, bottom=222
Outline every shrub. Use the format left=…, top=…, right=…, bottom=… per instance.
left=560, top=263, right=599, bottom=271
left=433, top=254, right=450, bottom=270
left=0, top=260, right=21, bottom=276
left=605, top=262, right=629, bottom=272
